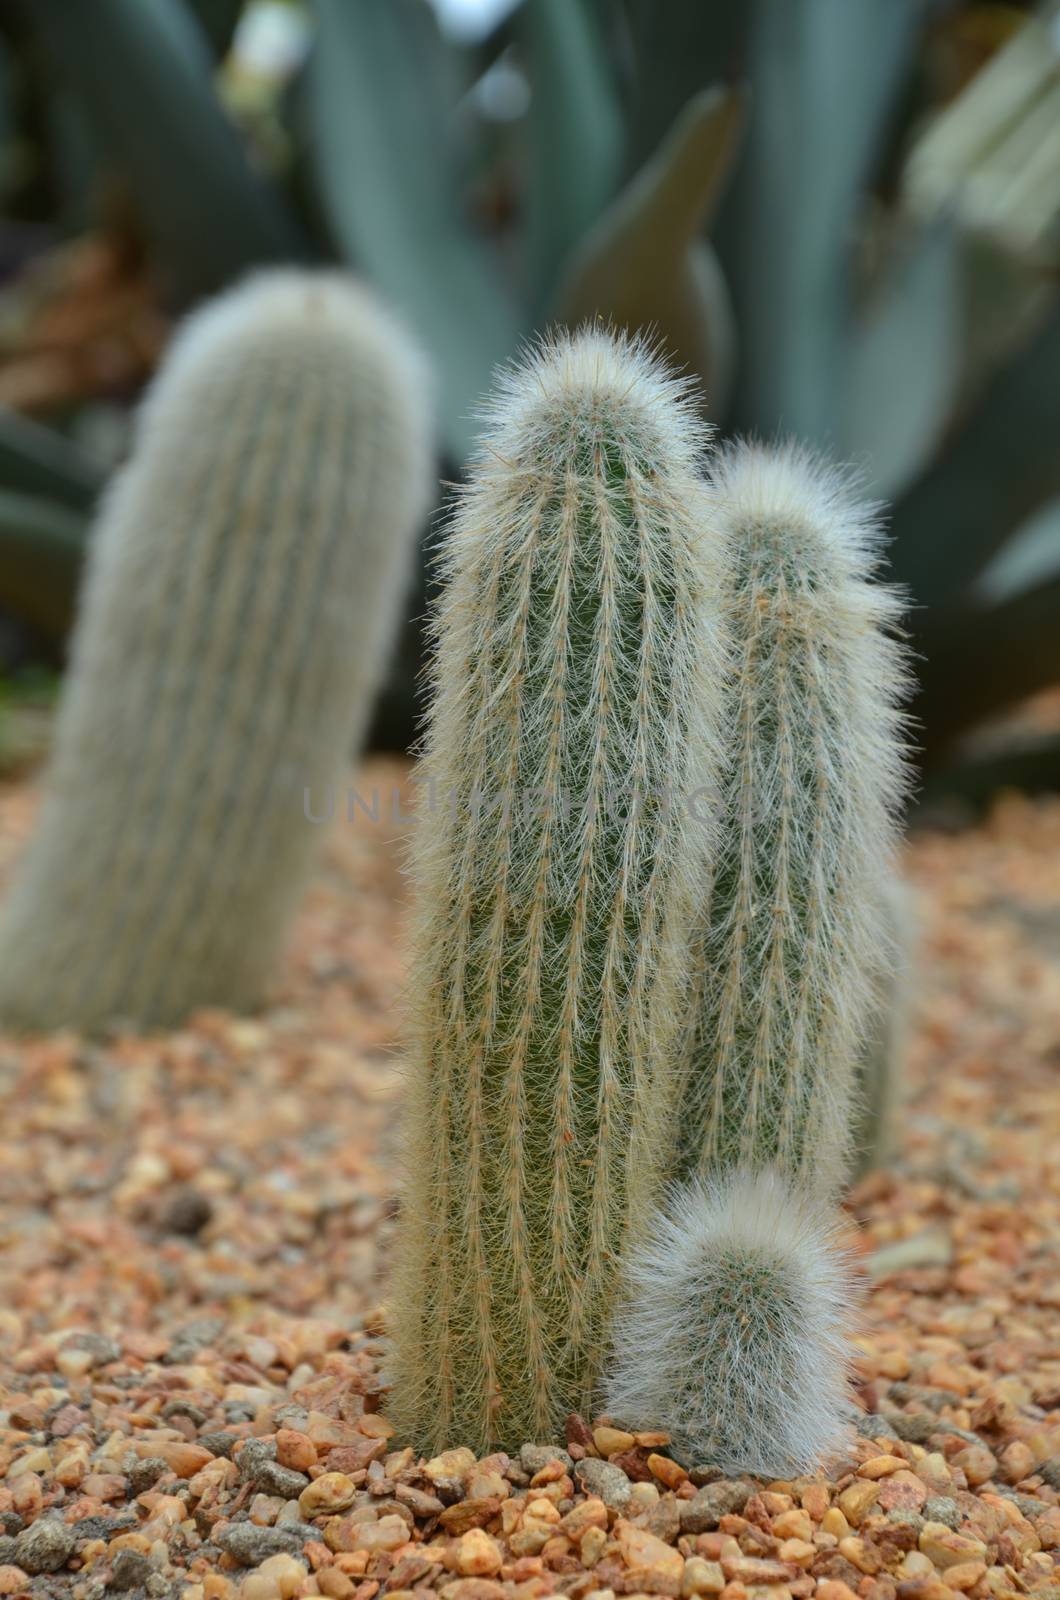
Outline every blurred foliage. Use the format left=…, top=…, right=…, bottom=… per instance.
left=0, top=0, right=1057, bottom=797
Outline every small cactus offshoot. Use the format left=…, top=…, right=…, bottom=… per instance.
left=606, top=1168, right=857, bottom=1477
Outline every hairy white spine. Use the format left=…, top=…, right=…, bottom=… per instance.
left=606, top=1168, right=857, bottom=1475
left=0, top=269, right=433, bottom=1032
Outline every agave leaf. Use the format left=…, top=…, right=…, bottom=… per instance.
left=976, top=497, right=1060, bottom=608
left=26, top=0, right=306, bottom=303
left=551, top=85, right=746, bottom=416
left=725, top=0, right=927, bottom=440
left=517, top=0, right=624, bottom=310
left=308, top=0, right=519, bottom=462
left=0, top=490, right=88, bottom=643
left=623, top=0, right=749, bottom=171
left=844, top=215, right=962, bottom=497
left=0, top=410, right=103, bottom=514
left=890, top=299, right=1060, bottom=609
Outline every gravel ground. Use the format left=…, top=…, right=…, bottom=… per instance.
left=0, top=761, right=1058, bottom=1600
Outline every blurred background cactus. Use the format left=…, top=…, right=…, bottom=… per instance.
left=0, top=269, right=433, bottom=1032
left=0, top=0, right=1055, bottom=809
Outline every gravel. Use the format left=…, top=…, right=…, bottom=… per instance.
left=0, top=767, right=1058, bottom=1597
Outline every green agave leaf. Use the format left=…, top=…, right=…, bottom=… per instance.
left=551, top=85, right=746, bottom=416
left=27, top=0, right=306, bottom=303
left=517, top=0, right=624, bottom=311
left=622, top=0, right=749, bottom=172
left=0, top=409, right=104, bottom=514
left=308, top=0, right=519, bottom=462
left=725, top=0, right=927, bottom=441
left=845, top=216, right=961, bottom=498
left=890, top=300, right=1060, bottom=610
left=976, top=497, right=1060, bottom=608
left=0, top=489, right=88, bottom=644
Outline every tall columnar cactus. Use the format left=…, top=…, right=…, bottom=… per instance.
left=607, top=441, right=908, bottom=1473
left=388, top=329, right=729, bottom=1454
left=0, top=270, right=433, bottom=1033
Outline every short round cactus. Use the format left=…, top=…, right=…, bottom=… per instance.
left=606, top=1168, right=856, bottom=1475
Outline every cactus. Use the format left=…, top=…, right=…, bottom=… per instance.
left=851, top=877, right=917, bottom=1179
left=606, top=1169, right=856, bottom=1476
left=679, top=440, right=910, bottom=1186
left=387, top=328, right=729, bottom=1454
left=606, top=441, right=908, bottom=1474
left=0, top=269, right=433, bottom=1033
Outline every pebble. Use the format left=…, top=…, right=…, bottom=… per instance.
left=593, top=1426, right=636, bottom=1458
left=519, top=1443, right=573, bottom=1476
left=451, top=1528, right=503, bottom=1576
left=298, top=1471, right=357, bottom=1518
left=575, top=1456, right=632, bottom=1511
left=14, top=1516, right=76, bottom=1574
left=215, top=1522, right=309, bottom=1567
left=680, top=1481, right=752, bottom=1533
left=109, top=1547, right=153, bottom=1590
left=922, top=1497, right=961, bottom=1530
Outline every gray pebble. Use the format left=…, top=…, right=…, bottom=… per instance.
left=886, top=1383, right=960, bottom=1414
left=996, top=1487, right=1050, bottom=1517
left=923, top=1496, right=962, bottom=1529
left=0, top=1536, right=16, bottom=1565
left=520, top=1442, right=573, bottom=1476
left=161, top=1399, right=207, bottom=1426
left=884, top=1411, right=938, bottom=1444
left=575, top=1455, right=631, bottom=1511
left=197, top=1431, right=237, bottom=1459
left=256, top=1460, right=311, bottom=1500
left=856, top=1412, right=900, bottom=1441
left=165, top=1316, right=224, bottom=1365
left=108, top=1547, right=153, bottom=1590
left=236, top=1436, right=278, bottom=1485
left=1038, top=1456, right=1060, bottom=1491
left=15, top=1515, right=77, bottom=1574
left=215, top=1520, right=307, bottom=1567
left=63, top=1330, right=122, bottom=1368
left=128, top=1456, right=170, bottom=1496
left=886, top=1510, right=925, bottom=1531
left=680, top=1479, right=752, bottom=1533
